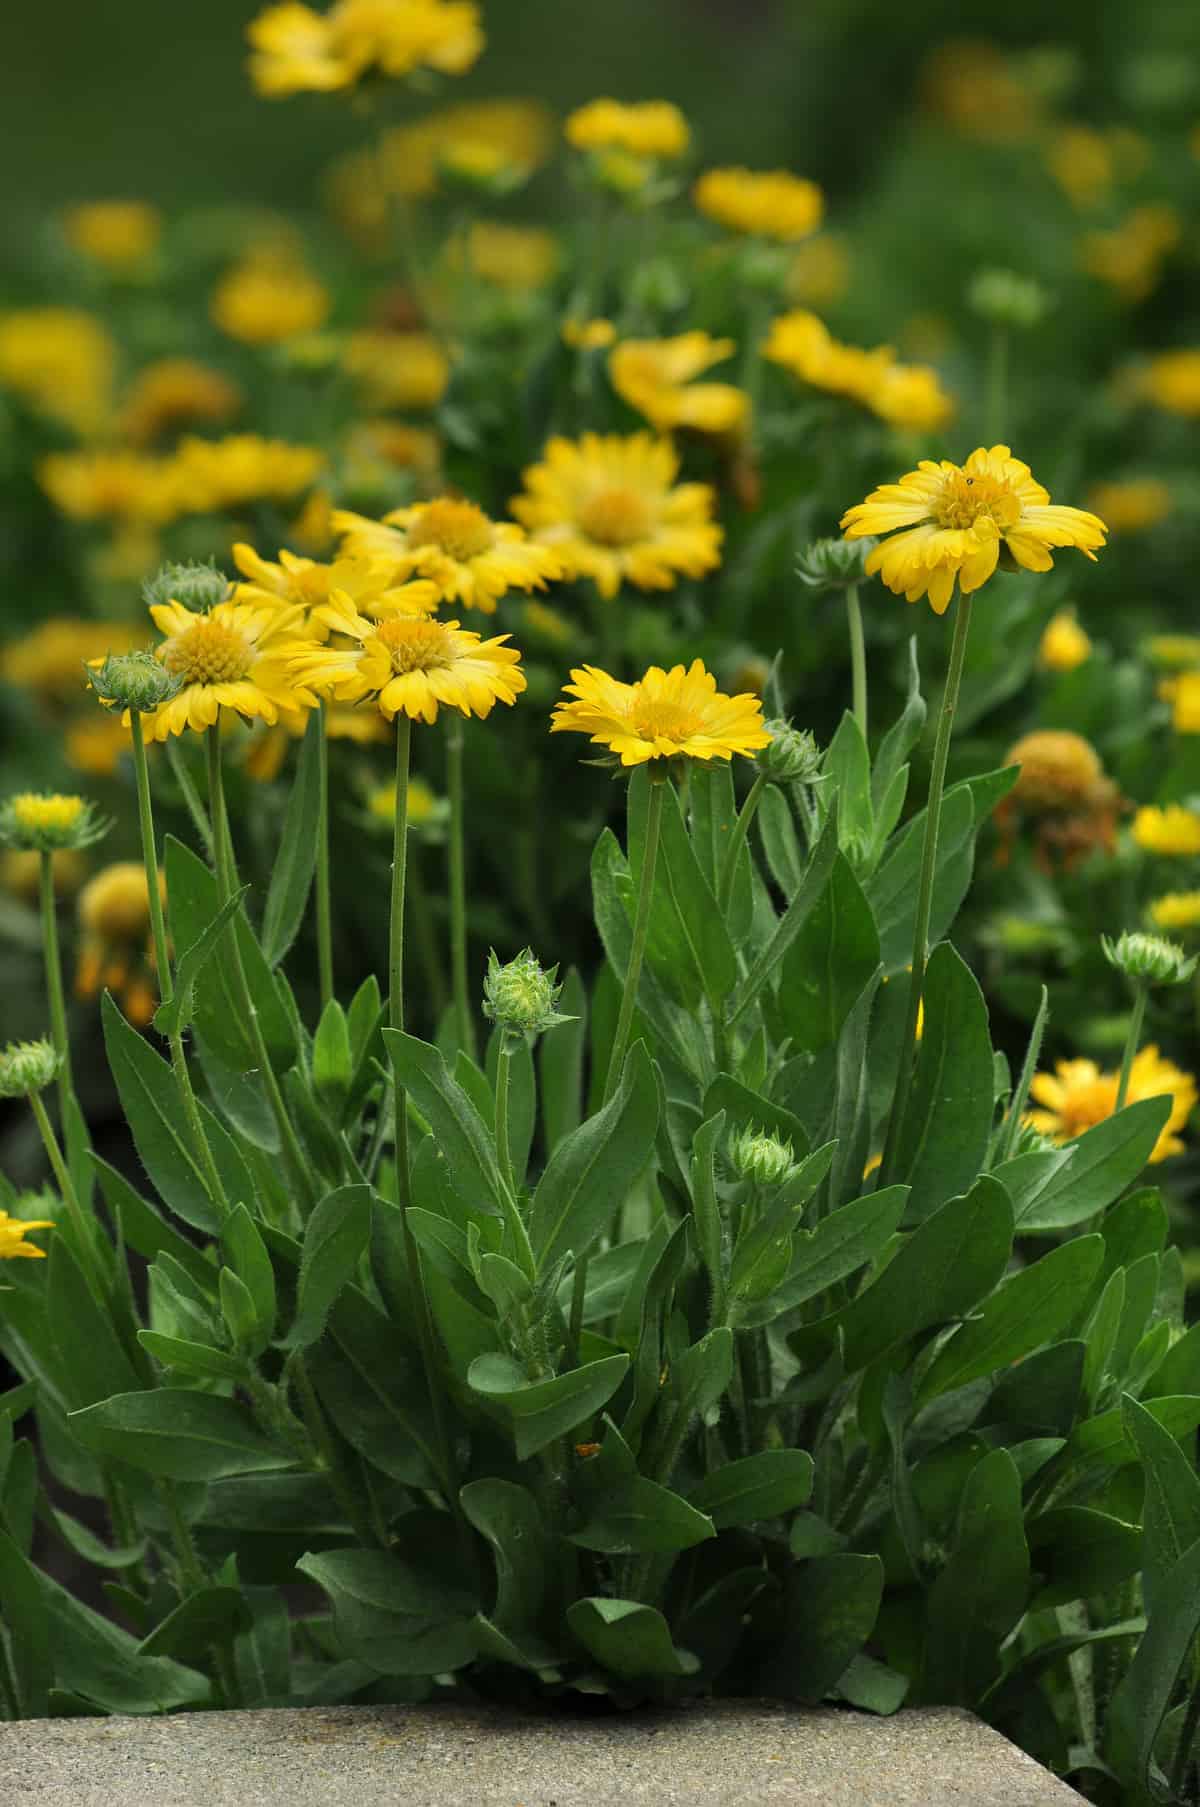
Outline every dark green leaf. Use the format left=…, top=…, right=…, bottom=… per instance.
left=0, top=1528, right=50, bottom=1715
left=893, top=944, right=994, bottom=1219
left=1107, top=1537, right=1200, bottom=1797
left=1029, top=1507, right=1141, bottom=1608
left=138, top=1586, right=250, bottom=1659
left=468, top=1353, right=629, bottom=1460
left=690, top=1450, right=813, bottom=1527
left=153, top=886, right=248, bottom=1038
left=297, top=1549, right=476, bottom=1677
left=924, top=1450, right=1029, bottom=1706
left=1122, top=1393, right=1200, bottom=1616
left=779, top=853, right=879, bottom=1053
left=459, top=1479, right=547, bottom=1632
left=384, top=1031, right=504, bottom=1217
left=756, top=1553, right=883, bottom=1701
left=69, top=1390, right=293, bottom=1481
left=288, top=1184, right=372, bottom=1349
left=530, top=1042, right=657, bottom=1273
left=1020, top=1098, right=1173, bottom=1232
left=261, top=709, right=322, bottom=965
left=566, top=1597, right=699, bottom=1679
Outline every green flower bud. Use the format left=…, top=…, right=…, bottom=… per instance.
left=796, top=537, right=874, bottom=593
left=0, top=791, right=110, bottom=854
left=735, top=241, right=792, bottom=294
left=483, top=948, right=574, bottom=1039
left=628, top=256, right=690, bottom=316
left=729, top=1123, right=794, bottom=1186
left=88, top=650, right=183, bottom=714
left=1102, top=930, right=1198, bottom=988
left=967, top=268, right=1050, bottom=331
left=0, top=1039, right=61, bottom=1100
left=759, top=720, right=822, bottom=785
left=141, top=560, right=231, bottom=612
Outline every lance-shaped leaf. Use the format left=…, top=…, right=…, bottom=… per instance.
left=385, top=1031, right=505, bottom=1216
left=261, top=708, right=322, bottom=966
left=467, top=1353, right=629, bottom=1460
left=529, top=1042, right=657, bottom=1273
left=69, top=1390, right=293, bottom=1482
left=567, top=1598, right=699, bottom=1679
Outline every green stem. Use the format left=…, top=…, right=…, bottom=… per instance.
left=717, top=770, right=768, bottom=917
left=158, top=1478, right=240, bottom=1708
left=1115, top=984, right=1148, bottom=1114
left=845, top=583, right=868, bottom=743
left=291, top=1352, right=382, bottom=1550
left=38, top=850, right=73, bottom=1124
left=166, top=738, right=214, bottom=858
left=445, top=713, right=476, bottom=1058
left=985, top=325, right=1008, bottom=444
left=315, top=703, right=334, bottom=1011
left=494, top=1032, right=518, bottom=1201
left=28, top=1088, right=97, bottom=1285
left=996, top=984, right=1049, bottom=1164
left=879, top=592, right=974, bottom=1186
left=604, top=774, right=666, bottom=1103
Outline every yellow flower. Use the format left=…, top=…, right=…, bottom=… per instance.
left=1084, top=477, right=1172, bottom=534
left=1046, top=124, right=1116, bottom=210
left=921, top=40, right=1036, bottom=142
left=141, top=596, right=315, bottom=742
left=693, top=167, right=823, bottom=241
left=787, top=234, right=851, bottom=308
left=1027, top=1046, right=1196, bottom=1163
left=868, top=361, right=955, bottom=433
left=231, top=542, right=424, bottom=625
left=1080, top=205, right=1180, bottom=303
left=1140, top=350, right=1200, bottom=417
left=76, top=861, right=166, bottom=1026
left=511, top=432, right=723, bottom=601
left=609, top=333, right=750, bottom=436
left=120, top=359, right=242, bottom=444
left=840, top=445, right=1106, bottom=615
left=333, top=499, right=562, bottom=614
left=1150, top=892, right=1200, bottom=933
left=346, top=420, right=441, bottom=482
left=0, top=1211, right=55, bottom=1261
left=380, top=99, right=555, bottom=197
left=1145, top=635, right=1200, bottom=670
left=551, top=660, right=772, bottom=767
left=170, top=435, right=325, bottom=514
left=1038, top=610, right=1092, bottom=673
left=1133, top=805, right=1200, bottom=857
left=211, top=256, right=330, bottom=345
left=562, top=317, right=617, bottom=351
left=62, top=200, right=161, bottom=271
left=0, top=618, right=143, bottom=708
left=66, top=716, right=134, bottom=779
left=343, top=331, right=450, bottom=411
left=565, top=99, right=690, bottom=160
left=0, top=307, right=115, bottom=437
left=38, top=449, right=179, bottom=525
left=247, top=0, right=483, bottom=96
left=1171, top=673, right=1200, bottom=734
left=1005, top=730, right=1106, bottom=813
left=444, top=223, right=559, bottom=290
left=367, top=776, right=442, bottom=827
left=9, top=795, right=86, bottom=839
left=764, top=310, right=954, bottom=430
left=287, top=597, right=525, bottom=723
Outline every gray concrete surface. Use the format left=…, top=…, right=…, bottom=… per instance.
left=0, top=1699, right=1086, bottom=1804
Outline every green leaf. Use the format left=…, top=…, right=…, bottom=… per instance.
left=755, top=1553, right=884, bottom=1702
left=69, top=1390, right=293, bottom=1481
left=690, top=762, right=753, bottom=939
left=153, top=885, right=248, bottom=1038
left=729, top=805, right=841, bottom=1028
left=297, top=1548, right=476, bottom=1677
left=738, top=1185, right=908, bottom=1327
left=1029, top=1507, right=1142, bottom=1608
left=539, top=968, right=587, bottom=1153
left=1061, top=1395, right=1200, bottom=1479
left=530, top=1042, right=657, bottom=1273
left=823, top=711, right=873, bottom=857
left=1018, top=1099, right=1173, bottom=1232
left=47, top=1237, right=142, bottom=1408
left=690, top=1450, right=813, bottom=1528
left=836, top=1652, right=909, bottom=1716
left=222, top=1203, right=276, bottom=1352
left=261, top=707, right=322, bottom=966
left=312, top=999, right=353, bottom=1106
left=990, top=1341, right=1085, bottom=1436
left=757, top=784, right=804, bottom=895
left=384, top=1031, right=504, bottom=1217
left=867, top=773, right=1015, bottom=971
left=0, top=1528, right=51, bottom=1715
left=92, top=1156, right=215, bottom=1292
left=288, top=1184, right=372, bottom=1349
left=689, top=1112, right=725, bottom=1309
left=101, top=992, right=249, bottom=1234
left=1107, top=1536, right=1200, bottom=1798
left=459, top=1479, right=547, bottom=1632
left=871, top=637, right=925, bottom=811
left=137, top=1331, right=244, bottom=1382
left=570, top=1473, right=715, bottom=1555
left=700, top=1074, right=808, bottom=1156
left=1122, top=1393, right=1200, bottom=1616
left=628, top=767, right=737, bottom=1009
left=893, top=943, right=995, bottom=1218
left=779, top=853, right=880, bottom=1053
left=923, top=1450, right=1030, bottom=1706
left=918, top=1236, right=1104, bottom=1405
left=43, top=1570, right=208, bottom=1713
left=468, top=1353, right=629, bottom=1460
left=566, top=1597, right=699, bottom=1679
left=138, top=1586, right=250, bottom=1660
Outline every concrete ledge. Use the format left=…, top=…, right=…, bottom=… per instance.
left=0, top=1699, right=1086, bottom=1805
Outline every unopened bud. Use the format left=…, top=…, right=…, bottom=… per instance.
left=796, top=537, right=873, bottom=593
left=0, top=792, right=110, bottom=854
left=729, top=1123, right=794, bottom=1186
left=88, top=650, right=183, bottom=714
left=483, top=948, right=574, bottom=1039
left=1102, top=930, right=1197, bottom=988
left=142, top=560, right=231, bottom=612
left=759, top=720, right=821, bottom=785
left=967, top=268, right=1050, bottom=331
left=0, top=1039, right=61, bottom=1100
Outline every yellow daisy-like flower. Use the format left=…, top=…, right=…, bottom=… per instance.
left=763, top=310, right=954, bottom=431
left=343, top=331, right=450, bottom=412
left=840, top=445, right=1107, bottom=615
left=170, top=435, right=325, bottom=515
left=141, top=597, right=315, bottom=742
left=787, top=234, right=851, bottom=308
left=1080, top=204, right=1180, bottom=304
left=380, top=99, right=555, bottom=198
left=8, top=795, right=86, bottom=839
left=562, top=317, right=617, bottom=351
left=1150, top=892, right=1200, bottom=933
left=551, top=660, right=771, bottom=767
left=62, top=200, right=161, bottom=272
left=443, top=222, right=559, bottom=291
left=120, top=359, right=242, bottom=445
left=1133, top=805, right=1200, bottom=857
left=511, top=432, right=723, bottom=601
left=333, top=499, right=562, bottom=614
left=247, top=0, right=483, bottom=97
left=1005, top=731, right=1107, bottom=814
left=565, top=99, right=689, bottom=160
left=231, top=541, right=435, bottom=626
left=1038, top=610, right=1092, bottom=673
left=1, top=618, right=143, bottom=708
left=1171, top=672, right=1200, bottom=734
left=1084, top=477, right=1171, bottom=535
left=1026, top=1046, right=1196, bottom=1164
left=0, top=307, right=115, bottom=439
left=211, top=256, right=330, bottom=346
left=609, top=333, right=750, bottom=437
left=66, top=716, right=134, bottom=780
left=0, top=1210, right=55, bottom=1260
left=1140, top=350, right=1200, bottom=418
left=75, top=860, right=167, bottom=1027
left=287, top=597, right=524, bottom=724
left=694, top=167, right=823, bottom=242
left=38, top=449, right=180, bottom=525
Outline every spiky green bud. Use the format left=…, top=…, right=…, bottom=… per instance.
left=796, top=537, right=873, bottom=593
left=759, top=720, right=821, bottom=786
left=0, top=792, right=110, bottom=854
left=1102, top=930, right=1198, bottom=988
left=729, top=1123, right=794, bottom=1186
left=0, top=1039, right=61, bottom=1100
left=967, top=268, right=1050, bottom=331
left=88, top=650, right=183, bottom=714
left=483, top=949, right=574, bottom=1039
left=141, top=560, right=231, bottom=612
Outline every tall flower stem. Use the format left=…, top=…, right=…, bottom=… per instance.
left=390, top=716, right=462, bottom=1521
left=28, top=1088, right=99, bottom=1287
left=605, top=772, right=666, bottom=1104
left=879, top=592, right=975, bottom=1185
left=315, top=703, right=334, bottom=1011
left=130, top=713, right=228, bottom=1219
left=1115, top=984, right=1148, bottom=1113
left=205, top=728, right=313, bottom=1210
left=38, top=850, right=73, bottom=1127
left=845, top=583, right=868, bottom=742
left=445, top=713, right=477, bottom=1059
left=494, top=1032, right=518, bottom=1202
left=717, top=770, right=768, bottom=916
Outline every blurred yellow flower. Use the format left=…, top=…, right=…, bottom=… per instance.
left=1, top=849, right=85, bottom=903
left=521, top=599, right=573, bottom=647
left=444, top=222, right=559, bottom=290
left=511, top=432, right=723, bottom=601
left=211, top=255, right=330, bottom=345
left=1027, top=1046, right=1195, bottom=1162
left=38, top=449, right=180, bottom=525
left=141, top=596, right=316, bottom=741
left=0, top=307, right=115, bottom=437
left=9, top=795, right=86, bottom=839
left=1140, top=350, right=1200, bottom=417
left=381, top=99, right=554, bottom=197
left=1171, top=672, right=1200, bottom=734
left=921, top=40, right=1037, bottom=142
left=1133, top=805, right=1200, bottom=856
left=841, top=446, right=1105, bottom=614
left=334, top=498, right=563, bottom=613
left=763, top=310, right=953, bottom=430
left=0, top=1211, right=55, bottom=1261
left=1084, top=477, right=1171, bottom=534
left=1046, top=124, right=1116, bottom=210
left=1, top=618, right=143, bottom=708
left=65, top=715, right=134, bottom=779
left=347, top=420, right=441, bottom=481
left=551, top=660, right=771, bottom=766
left=1080, top=205, right=1180, bottom=303
left=120, top=358, right=242, bottom=444
left=76, top=861, right=166, bottom=1026
left=289, top=598, right=525, bottom=723
left=868, top=362, right=955, bottom=432
left=232, top=542, right=418, bottom=624
left=1150, top=892, right=1200, bottom=933
left=247, top=0, right=483, bottom=97
left=562, top=317, right=617, bottom=351
left=694, top=167, right=823, bottom=241
left=171, top=435, right=325, bottom=513
left=62, top=200, right=161, bottom=271
left=609, top=332, right=749, bottom=436
left=343, top=330, right=450, bottom=411
left=1038, top=610, right=1092, bottom=672
left=565, top=99, right=690, bottom=160
left=1145, top=635, right=1200, bottom=670
left=367, top=776, right=442, bottom=827
left=786, top=234, right=850, bottom=308
left=1005, top=730, right=1106, bottom=812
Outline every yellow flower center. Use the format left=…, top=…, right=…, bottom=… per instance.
left=374, top=618, right=454, bottom=674
left=578, top=486, right=654, bottom=547
left=12, top=793, right=85, bottom=833
left=161, top=620, right=253, bottom=686
left=934, top=470, right=1022, bottom=532
left=630, top=698, right=704, bottom=744
left=408, top=499, right=494, bottom=562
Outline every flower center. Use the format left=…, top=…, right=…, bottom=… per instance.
left=629, top=698, right=704, bottom=743
left=934, top=470, right=1022, bottom=532
left=578, top=486, right=655, bottom=547
left=12, top=793, right=84, bottom=834
left=161, top=620, right=253, bottom=686
left=374, top=618, right=454, bottom=674
left=408, top=499, right=494, bottom=562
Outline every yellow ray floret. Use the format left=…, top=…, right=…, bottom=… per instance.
left=287, top=596, right=524, bottom=724
left=247, top=0, right=483, bottom=98
left=694, top=167, right=823, bottom=241
left=0, top=1210, right=56, bottom=1260
left=1132, top=805, right=1200, bottom=857
left=1026, top=1046, right=1196, bottom=1163
left=143, top=598, right=316, bottom=741
left=840, top=445, right=1107, bottom=615
left=551, top=660, right=772, bottom=766
left=511, top=433, right=722, bottom=601
left=333, top=499, right=563, bottom=614
left=609, top=333, right=749, bottom=437
left=232, top=542, right=437, bottom=626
